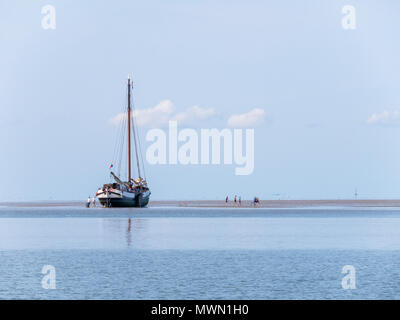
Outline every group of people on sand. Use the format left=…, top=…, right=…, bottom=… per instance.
left=86, top=196, right=96, bottom=208
left=225, top=195, right=260, bottom=207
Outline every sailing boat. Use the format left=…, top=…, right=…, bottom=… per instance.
left=96, top=77, right=151, bottom=208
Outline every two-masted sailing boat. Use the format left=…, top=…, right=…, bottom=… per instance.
left=96, top=77, right=150, bottom=207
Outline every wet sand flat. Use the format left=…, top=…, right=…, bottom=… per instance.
left=1, top=199, right=400, bottom=208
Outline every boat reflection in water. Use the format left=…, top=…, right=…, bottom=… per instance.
left=100, top=218, right=148, bottom=248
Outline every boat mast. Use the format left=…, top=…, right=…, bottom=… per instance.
left=131, top=82, right=142, bottom=180
left=127, top=76, right=132, bottom=183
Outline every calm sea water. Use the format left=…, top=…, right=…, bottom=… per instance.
left=1, top=206, right=400, bottom=299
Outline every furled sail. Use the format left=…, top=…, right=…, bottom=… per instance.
left=110, top=171, right=130, bottom=189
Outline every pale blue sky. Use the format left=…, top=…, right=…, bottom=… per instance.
left=1, top=0, right=400, bottom=201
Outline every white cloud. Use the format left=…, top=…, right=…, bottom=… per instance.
left=109, top=100, right=174, bottom=128
left=366, top=110, right=400, bottom=126
left=227, top=108, right=265, bottom=128
left=109, top=100, right=215, bottom=128
left=172, top=105, right=215, bottom=124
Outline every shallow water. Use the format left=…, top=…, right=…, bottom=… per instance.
left=1, top=206, right=400, bottom=299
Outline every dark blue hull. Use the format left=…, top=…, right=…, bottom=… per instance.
left=99, top=192, right=150, bottom=208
